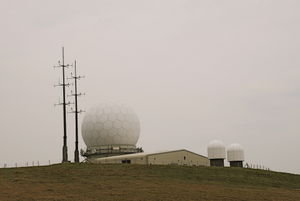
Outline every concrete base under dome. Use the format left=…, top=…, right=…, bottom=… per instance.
left=81, top=145, right=143, bottom=160
left=229, top=161, right=243, bottom=167
left=209, top=159, right=224, bottom=167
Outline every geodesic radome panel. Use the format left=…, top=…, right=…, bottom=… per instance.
left=81, top=103, right=140, bottom=148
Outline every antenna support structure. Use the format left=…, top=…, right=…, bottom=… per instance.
left=54, top=47, right=71, bottom=163
left=68, top=60, right=85, bottom=163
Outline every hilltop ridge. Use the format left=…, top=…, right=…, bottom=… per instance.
left=0, top=163, right=300, bottom=201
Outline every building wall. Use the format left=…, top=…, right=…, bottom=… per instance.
left=209, top=159, right=225, bottom=167
left=147, top=150, right=209, bottom=166
left=93, top=154, right=147, bottom=165
left=92, top=149, right=209, bottom=167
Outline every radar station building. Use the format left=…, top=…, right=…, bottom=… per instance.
left=90, top=149, right=209, bottom=166
left=80, top=103, right=208, bottom=167
left=227, top=143, right=244, bottom=167
left=207, top=140, right=226, bottom=167
left=81, top=103, right=143, bottom=159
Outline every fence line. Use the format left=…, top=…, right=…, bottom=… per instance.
left=244, top=162, right=270, bottom=171
left=0, top=159, right=62, bottom=168
left=1, top=160, right=270, bottom=171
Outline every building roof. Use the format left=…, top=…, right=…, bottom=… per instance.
left=93, top=149, right=208, bottom=161
left=147, top=149, right=207, bottom=158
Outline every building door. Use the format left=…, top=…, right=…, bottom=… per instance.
left=122, top=160, right=131, bottom=164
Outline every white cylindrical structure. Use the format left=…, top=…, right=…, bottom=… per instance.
left=207, top=140, right=226, bottom=167
left=81, top=103, right=142, bottom=159
left=207, top=140, right=226, bottom=159
left=227, top=143, right=244, bottom=167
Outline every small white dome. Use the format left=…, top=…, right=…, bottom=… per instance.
left=227, top=143, right=244, bottom=162
left=81, top=103, right=140, bottom=148
left=207, top=140, right=226, bottom=159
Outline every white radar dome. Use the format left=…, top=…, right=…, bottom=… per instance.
left=81, top=103, right=140, bottom=148
left=227, top=143, right=244, bottom=162
left=207, top=140, right=226, bottom=159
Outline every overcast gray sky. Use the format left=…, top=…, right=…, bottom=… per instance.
left=0, top=0, right=300, bottom=173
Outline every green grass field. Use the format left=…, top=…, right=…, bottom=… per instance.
left=0, top=163, right=300, bottom=201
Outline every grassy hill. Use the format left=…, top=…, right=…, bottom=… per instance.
left=0, top=163, right=300, bottom=201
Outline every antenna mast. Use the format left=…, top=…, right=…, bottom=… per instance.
left=69, top=60, right=85, bottom=163
left=54, top=47, right=71, bottom=163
